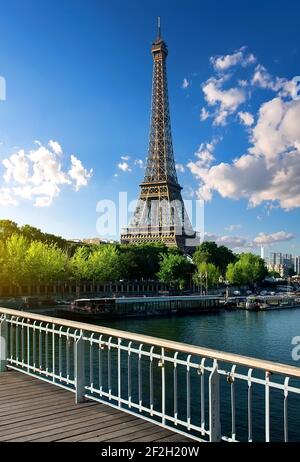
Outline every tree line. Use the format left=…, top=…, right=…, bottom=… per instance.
left=0, top=220, right=268, bottom=291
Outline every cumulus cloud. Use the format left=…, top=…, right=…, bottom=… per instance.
left=0, top=141, right=92, bottom=207
left=116, top=156, right=146, bottom=174
left=200, top=107, right=210, bottom=121
left=0, top=188, right=18, bottom=206
left=204, top=232, right=249, bottom=249
left=238, top=111, right=254, bottom=126
left=68, top=155, right=93, bottom=191
left=117, top=162, right=132, bottom=172
left=182, top=78, right=190, bottom=89
left=191, top=89, right=300, bottom=209
left=203, top=230, right=295, bottom=250
left=253, top=231, right=295, bottom=245
left=187, top=139, right=219, bottom=200
left=48, top=140, right=63, bottom=156
left=211, top=47, right=256, bottom=72
left=134, top=159, right=144, bottom=169
left=202, top=77, right=246, bottom=125
left=121, top=155, right=131, bottom=161
left=176, top=163, right=185, bottom=173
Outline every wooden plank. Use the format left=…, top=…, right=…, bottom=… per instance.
left=81, top=422, right=157, bottom=442
left=0, top=405, right=121, bottom=433
left=0, top=407, right=124, bottom=440
left=0, top=380, right=55, bottom=395
left=15, top=413, right=139, bottom=442
left=0, top=389, right=70, bottom=412
left=104, top=422, right=165, bottom=442
left=0, top=402, right=97, bottom=426
left=58, top=418, right=149, bottom=443
left=0, top=394, right=74, bottom=417
left=0, top=373, right=37, bottom=385
left=155, top=433, right=195, bottom=442
left=0, top=385, right=67, bottom=404
left=0, top=372, right=190, bottom=443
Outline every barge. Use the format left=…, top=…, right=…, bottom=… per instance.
left=64, top=295, right=222, bottom=320
left=245, top=295, right=300, bottom=311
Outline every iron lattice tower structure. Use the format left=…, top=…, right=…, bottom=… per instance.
left=121, top=20, right=196, bottom=251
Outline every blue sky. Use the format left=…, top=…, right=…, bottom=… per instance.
left=0, top=0, right=299, bottom=256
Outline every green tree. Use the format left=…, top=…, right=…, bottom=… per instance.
left=69, top=247, right=90, bottom=296
left=118, top=243, right=168, bottom=280
left=0, top=240, right=8, bottom=284
left=0, top=220, right=19, bottom=241
left=193, top=262, right=220, bottom=294
left=226, top=253, right=267, bottom=285
left=4, top=234, right=29, bottom=291
left=24, top=241, right=69, bottom=296
left=157, top=253, right=192, bottom=290
left=193, top=241, right=236, bottom=277
left=87, top=245, right=121, bottom=282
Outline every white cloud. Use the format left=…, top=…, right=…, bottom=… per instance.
left=182, top=78, right=190, bottom=89
left=117, top=161, right=132, bottom=172
left=250, top=65, right=299, bottom=101
left=253, top=231, right=295, bottom=246
left=238, top=111, right=254, bottom=126
left=134, top=159, right=144, bottom=169
left=116, top=157, right=145, bottom=174
left=28, top=146, right=70, bottom=186
left=48, top=140, right=63, bottom=156
left=202, top=78, right=246, bottom=125
left=200, top=107, right=210, bottom=121
left=175, top=163, right=185, bottom=173
left=190, top=96, right=300, bottom=210
left=0, top=188, right=18, bottom=206
left=187, top=139, right=219, bottom=200
left=0, top=141, right=92, bottom=207
left=203, top=230, right=295, bottom=250
left=225, top=224, right=242, bottom=232
left=210, top=47, right=256, bottom=72
left=251, top=64, right=284, bottom=92
left=2, top=150, right=30, bottom=184
left=204, top=232, right=249, bottom=249
left=68, top=155, right=93, bottom=191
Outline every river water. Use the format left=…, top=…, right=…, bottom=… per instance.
left=97, top=308, right=300, bottom=442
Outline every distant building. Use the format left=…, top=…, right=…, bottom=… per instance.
left=267, top=252, right=294, bottom=277
left=294, top=256, right=300, bottom=275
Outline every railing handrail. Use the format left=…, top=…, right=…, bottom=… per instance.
left=1, top=306, right=300, bottom=378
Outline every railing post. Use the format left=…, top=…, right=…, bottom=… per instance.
left=0, top=317, right=8, bottom=373
left=209, top=360, right=221, bottom=442
left=75, top=331, right=85, bottom=404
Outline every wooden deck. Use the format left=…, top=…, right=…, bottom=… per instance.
left=0, top=372, right=193, bottom=442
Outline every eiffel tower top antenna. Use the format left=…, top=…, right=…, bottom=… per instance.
left=157, top=16, right=161, bottom=40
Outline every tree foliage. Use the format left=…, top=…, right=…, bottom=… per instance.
left=193, top=262, right=220, bottom=291
left=226, top=253, right=268, bottom=285
left=193, top=241, right=236, bottom=277
left=157, top=253, right=192, bottom=289
left=0, top=221, right=270, bottom=289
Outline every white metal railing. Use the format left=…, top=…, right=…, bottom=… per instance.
left=1, top=307, right=300, bottom=442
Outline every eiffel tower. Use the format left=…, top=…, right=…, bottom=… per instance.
left=121, top=19, right=197, bottom=251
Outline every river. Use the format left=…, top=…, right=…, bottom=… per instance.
left=97, top=308, right=300, bottom=442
